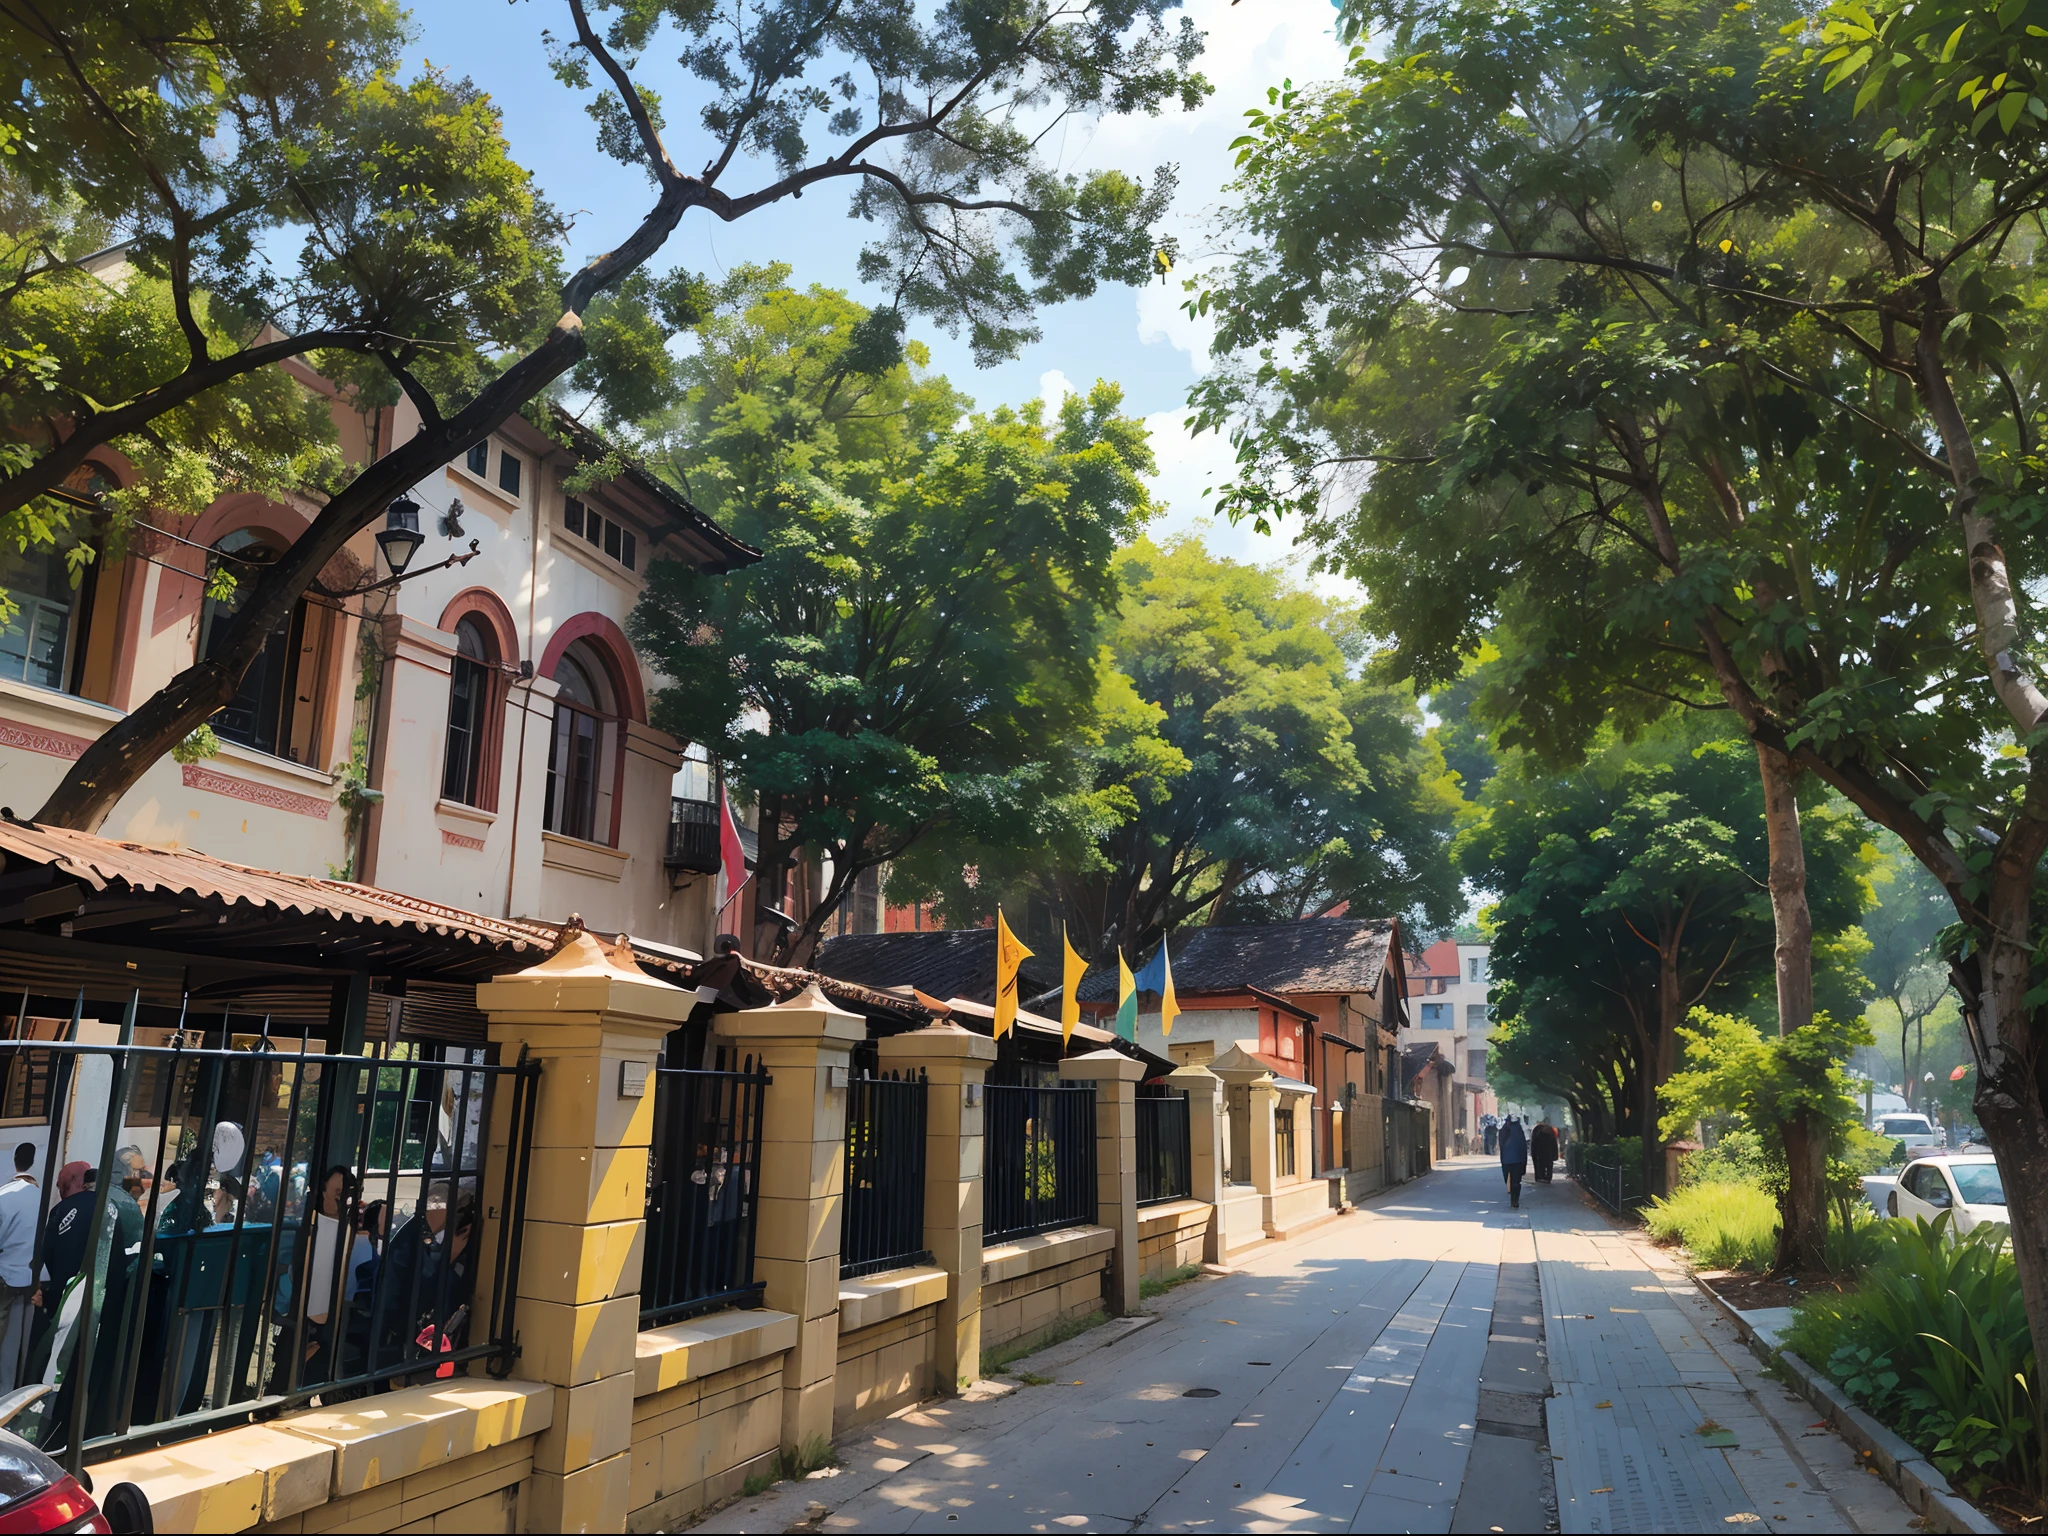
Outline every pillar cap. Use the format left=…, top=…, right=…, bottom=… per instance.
left=476, top=925, right=693, bottom=1024
left=1165, top=1061, right=1219, bottom=1082
left=1057, top=1048, right=1144, bottom=1084
left=878, top=1022, right=998, bottom=1063
left=715, top=981, right=866, bottom=1045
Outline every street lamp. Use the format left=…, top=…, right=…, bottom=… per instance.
left=376, top=494, right=425, bottom=577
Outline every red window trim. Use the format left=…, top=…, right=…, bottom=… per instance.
left=437, top=589, right=520, bottom=813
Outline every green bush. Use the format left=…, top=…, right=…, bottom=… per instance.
left=1681, top=1129, right=1772, bottom=1188
left=1643, top=1180, right=1779, bottom=1270
left=1784, top=1218, right=2042, bottom=1499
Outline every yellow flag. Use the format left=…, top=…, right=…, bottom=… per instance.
left=1060, top=925, right=1087, bottom=1045
left=1160, top=937, right=1180, bottom=1038
left=994, top=907, right=1033, bottom=1039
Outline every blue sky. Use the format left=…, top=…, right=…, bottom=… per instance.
left=406, top=0, right=1355, bottom=580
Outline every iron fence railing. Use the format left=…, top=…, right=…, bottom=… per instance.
left=0, top=992, right=538, bottom=1475
left=984, top=1083, right=1096, bottom=1242
left=1135, top=1093, right=1191, bottom=1207
left=642, top=1050, right=769, bottom=1327
left=1570, top=1142, right=1647, bottom=1218
left=839, top=1069, right=929, bottom=1279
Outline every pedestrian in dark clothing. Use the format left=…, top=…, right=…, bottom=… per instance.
left=1500, top=1116, right=1529, bottom=1208
left=1482, top=1120, right=1497, bottom=1155
left=38, top=1163, right=94, bottom=1321
left=1531, top=1120, right=1560, bottom=1184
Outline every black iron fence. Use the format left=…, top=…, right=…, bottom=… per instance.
left=0, top=992, right=538, bottom=1475
left=840, top=1069, right=929, bottom=1279
left=642, top=1049, right=769, bottom=1326
left=984, top=1083, right=1097, bottom=1242
left=1569, top=1141, right=1647, bottom=1218
left=1135, top=1093, right=1191, bottom=1206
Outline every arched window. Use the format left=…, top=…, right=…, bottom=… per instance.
left=442, top=617, right=495, bottom=805
left=199, top=529, right=307, bottom=758
left=543, top=642, right=618, bottom=843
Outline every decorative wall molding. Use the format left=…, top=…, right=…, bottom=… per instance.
left=180, top=763, right=332, bottom=820
left=0, top=717, right=93, bottom=761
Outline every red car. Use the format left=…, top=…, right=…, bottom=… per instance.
left=0, top=1388, right=149, bottom=1535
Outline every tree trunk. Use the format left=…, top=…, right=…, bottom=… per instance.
left=1644, top=942, right=1684, bottom=1198
left=1758, top=742, right=1828, bottom=1270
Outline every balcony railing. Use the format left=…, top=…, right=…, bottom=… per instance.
left=665, top=796, right=720, bottom=873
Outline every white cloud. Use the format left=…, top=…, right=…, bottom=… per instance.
left=1038, top=368, right=1076, bottom=412
left=1140, top=406, right=1364, bottom=603
left=1135, top=280, right=1213, bottom=372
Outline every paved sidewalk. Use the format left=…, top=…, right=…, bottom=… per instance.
left=690, top=1160, right=1914, bottom=1534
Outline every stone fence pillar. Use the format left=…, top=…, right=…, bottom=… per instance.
left=878, top=1024, right=996, bottom=1393
left=476, top=929, right=692, bottom=1534
left=1166, top=1062, right=1226, bottom=1265
left=1247, top=1075, right=1280, bottom=1195
left=1057, top=1050, right=1143, bottom=1317
left=716, top=985, right=864, bottom=1461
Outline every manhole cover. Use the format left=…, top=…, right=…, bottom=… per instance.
left=1183, top=1388, right=1221, bottom=1398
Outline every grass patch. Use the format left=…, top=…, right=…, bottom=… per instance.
left=1642, top=1180, right=1778, bottom=1271
left=982, top=1309, right=1108, bottom=1378
left=733, top=1434, right=839, bottom=1499
left=1139, top=1263, right=1204, bottom=1300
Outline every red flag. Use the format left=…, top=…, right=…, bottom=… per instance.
left=719, top=788, right=747, bottom=901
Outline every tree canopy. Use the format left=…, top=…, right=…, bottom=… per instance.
left=629, top=271, right=1156, bottom=964
left=25, top=0, right=1212, bottom=831
left=892, top=535, right=1466, bottom=960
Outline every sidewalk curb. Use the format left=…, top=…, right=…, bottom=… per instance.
left=1693, top=1279, right=1998, bottom=1535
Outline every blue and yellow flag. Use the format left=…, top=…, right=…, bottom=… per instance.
left=1159, top=937, right=1180, bottom=1038
left=1114, top=950, right=1137, bottom=1041
left=1060, top=924, right=1087, bottom=1046
left=994, top=907, right=1032, bottom=1039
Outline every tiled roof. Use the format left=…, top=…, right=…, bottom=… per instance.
left=1076, top=918, right=1399, bottom=1003
left=814, top=929, right=1063, bottom=1007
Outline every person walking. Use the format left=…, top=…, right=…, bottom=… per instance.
left=1482, top=1115, right=1498, bottom=1156
left=1500, top=1115, right=1528, bottom=1208
left=1531, top=1118, right=1559, bottom=1185
left=0, top=1146, right=38, bottom=1390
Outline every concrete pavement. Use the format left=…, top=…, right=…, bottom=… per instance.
left=692, top=1157, right=1915, bottom=1534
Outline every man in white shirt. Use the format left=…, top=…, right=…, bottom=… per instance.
left=0, top=1144, right=41, bottom=1391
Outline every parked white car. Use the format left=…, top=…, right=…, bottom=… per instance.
left=1887, top=1155, right=2006, bottom=1234
left=1873, top=1112, right=1945, bottom=1150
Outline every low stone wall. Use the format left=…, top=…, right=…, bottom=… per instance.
left=1264, top=1175, right=1345, bottom=1240
left=835, top=1266, right=948, bottom=1432
left=979, top=1225, right=1113, bottom=1353
left=88, top=1378, right=553, bottom=1536
left=1216, top=1187, right=1268, bottom=1260
left=1136, top=1199, right=1211, bottom=1282
left=627, top=1309, right=796, bottom=1533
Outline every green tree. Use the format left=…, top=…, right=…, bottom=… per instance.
left=1464, top=717, right=1870, bottom=1208
left=28, top=0, right=1209, bottom=832
left=1190, top=0, right=1962, bottom=1266
left=629, top=274, right=1156, bottom=965
left=0, top=3, right=564, bottom=543
left=891, top=535, right=1466, bottom=960
left=1858, top=840, right=1955, bottom=1114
